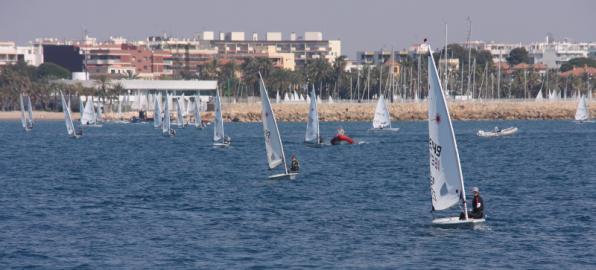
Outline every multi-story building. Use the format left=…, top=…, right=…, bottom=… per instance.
left=0, top=41, right=43, bottom=66
left=528, top=37, right=594, bottom=69
left=209, top=31, right=341, bottom=67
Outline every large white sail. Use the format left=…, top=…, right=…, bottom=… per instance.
left=305, top=87, right=320, bottom=143
left=162, top=94, right=171, bottom=134
left=193, top=97, right=202, bottom=128
left=427, top=43, right=466, bottom=211
left=60, top=91, right=76, bottom=136
left=154, top=94, right=162, bottom=128
left=372, top=94, right=391, bottom=129
left=575, top=95, right=589, bottom=121
left=81, top=97, right=96, bottom=125
left=259, top=75, right=286, bottom=171
left=213, top=89, right=225, bottom=142
left=175, top=98, right=184, bottom=127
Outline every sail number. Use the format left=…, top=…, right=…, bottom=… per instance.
left=429, top=138, right=442, bottom=157
left=429, top=176, right=437, bottom=202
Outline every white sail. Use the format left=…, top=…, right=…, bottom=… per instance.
left=81, top=97, right=96, bottom=125
left=213, top=89, right=225, bottom=143
left=427, top=44, right=466, bottom=211
left=328, top=96, right=334, bottom=104
left=154, top=95, right=162, bottom=128
left=60, top=91, right=76, bottom=136
left=372, top=94, right=391, bottom=129
left=19, top=94, right=27, bottom=129
left=535, top=89, right=544, bottom=101
left=283, top=92, right=290, bottom=103
left=305, top=87, right=320, bottom=143
left=175, top=98, right=184, bottom=127
left=26, top=95, right=33, bottom=128
left=79, top=96, right=84, bottom=117
left=180, top=94, right=187, bottom=116
left=162, top=94, right=171, bottom=134
left=193, top=98, right=202, bottom=128
left=575, top=95, right=589, bottom=121
left=276, top=91, right=281, bottom=103
left=259, top=75, right=287, bottom=171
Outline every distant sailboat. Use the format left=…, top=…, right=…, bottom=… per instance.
left=213, top=89, right=230, bottom=147
left=276, top=91, right=281, bottom=103
left=153, top=94, right=162, bottom=128
left=81, top=97, right=101, bottom=127
left=19, top=94, right=33, bottom=131
left=328, top=96, right=334, bottom=104
left=535, top=89, right=544, bottom=101
left=369, top=94, right=399, bottom=132
left=175, top=97, right=185, bottom=127
left=162, top=94, right=175, bottom=137
left=305, top=87, right=323, bottom=147
left=60, top=91, right=82, bottom=139
left=575, top=95, right=592, bottom=123
left=426, top=41, right=484, bottom=226
left=259, top=73, right=297, bottom=180
left=193, top=97, right=204, bottom=129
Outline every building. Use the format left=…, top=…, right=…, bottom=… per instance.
left=0, top=41, right=43, bottom=66
left=528, top=39, right=593, bottom=69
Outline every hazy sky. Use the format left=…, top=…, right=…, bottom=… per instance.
left=1, top=0, right=594, bottom=57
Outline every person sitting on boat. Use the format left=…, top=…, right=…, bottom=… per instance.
left=290, top=154, right=300, bottom=172
left=460, top=187, right=484, bottom=220
left=493, top=126, right=501, bottom=133
left=224, top=136, right=231, bottom=144
left=318, top=136, right=324, bottom=144
left=169, top=128, right=176, bottom=136
left=331, top=127, right=354, bottom=145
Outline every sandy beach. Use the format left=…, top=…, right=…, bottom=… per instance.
left=1, top=100, right=591, bottom=122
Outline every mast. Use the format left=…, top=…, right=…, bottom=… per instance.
left=444, top=23, right=449, bottom=91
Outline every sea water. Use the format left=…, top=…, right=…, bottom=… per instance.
left=0, top=120, right=594, bottom=269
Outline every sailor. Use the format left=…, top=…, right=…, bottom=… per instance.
left=461, top=187, right=484, bottom=219
left=224, top=136, right=231, bottom=144
left=494, top=126, right=501, bottom=133
left=290, top=154, right=300, bottom=172
left=170, top=128, right=176, bottom=136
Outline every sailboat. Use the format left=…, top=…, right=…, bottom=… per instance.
left=162, top=94, right=175, bottom=137
left=60, top=91, right=82, bottom=139
left=575, top=95, right=592, bottom=123
left=535, top=89, right=544, bottom=101
left=153, top=94, right=162, bottom=128
left=81, top=97, right=102, bottom=127
left=305, top=86, right=323, bottom=147
left=175, top=97, right=185, bottom=127
left=276, top=91, right=281, bottom=103
left=193, top=97, right=204, bottom=129
left=259, top=74, right=297, bottom=180
left=426, top=41, right=485, bottom=226
left=19, top=94, right=33, bottom=131
left=369, top=94, right=399, bottom=132
left=213, top=89, right=230, bottom=147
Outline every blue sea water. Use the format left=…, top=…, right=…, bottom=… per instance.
left=0, top=120, right=594, bottom=269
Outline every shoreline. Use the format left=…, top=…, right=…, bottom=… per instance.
left=0, top=100, right=590, bottom=122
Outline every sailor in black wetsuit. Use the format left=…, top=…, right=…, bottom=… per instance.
left=461, top=187, right=484, bottom=219
left=290, top=155, right=300, bottom=173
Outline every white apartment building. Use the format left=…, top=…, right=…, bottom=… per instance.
left=0, top=41, right=43, bottom=66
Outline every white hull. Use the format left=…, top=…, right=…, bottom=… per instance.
left=268, top=172, right=298, bottom=180
left=432, top=216, right=486, bottom=226
left=368, top=127, right=400, bottom=132
left=83, top=124, right=103, bottom=128
left=213, top=142, right=230, bottom=148
left=574, top=120, right=594, bottom=124
left=477, top=127, right=518, bottom=137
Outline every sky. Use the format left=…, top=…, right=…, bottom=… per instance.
left=1, top=0, right=594, bottom=57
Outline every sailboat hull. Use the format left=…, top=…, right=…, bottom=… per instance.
left=304, top=141, right=324, bottom=148
left=368, top=127, right=400, bottom=132
left=213, top=142, right=230, bottom=148
left=432, top=216, right=486, bottom=227
left=268, top=172, right=298, bottom=180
